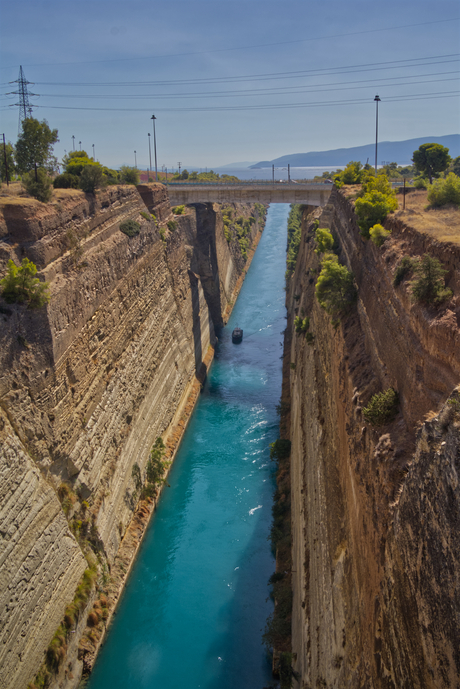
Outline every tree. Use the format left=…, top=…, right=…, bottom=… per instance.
left=314, top=227, right=334, bottom=254
left=333, top=161, right=364, bottom=187
left=79, top=163, right=104, bottom=193
left=411, top=254, right=452, bottom=305
left=15, top=118, right=58, bottom=174
left=64, top=152, right=93, bottom=177
left=412, top=143, right=451, bottom=184
left=450, top=156, right=460, bottom=177
left=1, top=141, right=15, bottom=182
left=1, top=258, right=50, bottom=308
left=315, top=254, right=356, bottom=317
left=355, top=190, right=398, bottom=237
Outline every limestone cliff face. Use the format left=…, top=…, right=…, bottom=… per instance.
left=286, top=189, right=460, bottom=688
left=0, top=184, right=263, bottom=688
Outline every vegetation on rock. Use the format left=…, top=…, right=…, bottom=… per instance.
left=315, top=254, right=356, bottom=318
left=286, top=204, right=303, bottom=276
left=119, top=219, right=141, bottom=237
left=1, top=258, right=50, bottom=308
left=411, top=254, right=452, bottom=305
left=22, top=168, right=53, bottom=202
left=369, top=223, right=391, bottom=247
left=363, top=388, right=399, bottom=426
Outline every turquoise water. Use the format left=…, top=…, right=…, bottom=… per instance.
left=87, top=203, right=290, bottom=689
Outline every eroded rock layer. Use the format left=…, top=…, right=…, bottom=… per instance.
left=286, top=189, right=460, bottom=688
left=0, top=184, right=264, bottom=688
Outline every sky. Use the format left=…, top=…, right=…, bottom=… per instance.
left=0, top=0, right=459, bottom=170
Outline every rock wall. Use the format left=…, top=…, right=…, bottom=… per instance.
left=286, top=189, right=460, bottom=688
left=0, top=184, right=264, bottom=688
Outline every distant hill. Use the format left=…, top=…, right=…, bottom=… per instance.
left=249, top=135, right=460, bottom=168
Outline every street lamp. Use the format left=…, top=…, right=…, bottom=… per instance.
left=151, top=114, right=158, bottom=182
left=374, top=94, right=381, bottom=174
left=92, top=144, right=95, bottom=160
left=134, top=150, right=137, bottom=168
left=72, top=135, right=75, bottom=151
left=79, top=141, right=82, bottom=151
left=148, top=133, right=152, bottom=178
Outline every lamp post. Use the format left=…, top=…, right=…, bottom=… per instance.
left=72, top=135, right=75, bottom=151
left=148, top=133, right=152, bottom=179
left=92, top=144, right=95, bottom=161
left=79, top=141, right=82, bottom=151
left=151, top=114, right=158, bottom=182
left=134, top=150, right=137, bottom=168
left=374, top=94, right=381, bottom=174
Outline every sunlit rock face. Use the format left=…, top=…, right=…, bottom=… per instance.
left=286, top=189, right=460, bottom=688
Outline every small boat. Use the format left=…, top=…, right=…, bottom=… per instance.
left=232, top=326, right=243, bottom=344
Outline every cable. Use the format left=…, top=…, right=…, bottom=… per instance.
left=30, top=53, right=460, bottom=87
left=4, top=72, right=455, bottom=101
left=8, top=17, right=459, bottom=69
left=30, top=90, right=459, bottom=113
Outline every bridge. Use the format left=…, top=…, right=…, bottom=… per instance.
left=165, top=182, right=333, bottom=207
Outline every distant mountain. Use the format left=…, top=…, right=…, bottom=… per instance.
left=218, top=161, right=258, bottom=169
left=249, top=135, right=460, bottom=168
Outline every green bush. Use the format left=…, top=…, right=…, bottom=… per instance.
left=79, top=163, right=104, bottom=193
left=53, top=172, right=80, bottom=189
left=427, top=172, right=460, bottom=207
left=369, top=223, right=391, bottom=247
left=143, top=438, right=170, bottom=496
left=314, top=227, right=334, bottom=254
left=269, top=439, right=291, bottom=461
left=119, top=165, right=140, bottom=185
left=294, top=315, right=310, bottom=335
left=119, top=219, right=141, bottom=237
left=333, top=161, right=364, bottom=187
left=286, top=205, right=303, bottom=276
left=1, top=258, right=50, bottom=308
left=172, top=205, right=185, bottom=215
left=363, top=388, right=399, bottom=426
left=167, top=220, right=177, bottom=231
left=393, top=256, right=414, bottom=286
left=22, top=168, right=53, bottom=202
left=411, top=254, right=452, bottom=305
left=140, top=211, right=151, bottom=221
left=355, top=190, right=398, bottom=238
left=315, top=254, right=356, bottom=318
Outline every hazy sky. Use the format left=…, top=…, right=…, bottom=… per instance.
left=0, top=1, right=459, bottom=169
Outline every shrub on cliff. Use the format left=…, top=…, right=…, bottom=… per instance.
left=286, top=204, right=303, bottom=276
left=120, top=219, right=141, bottom=237
left=53, top=172, right=80, bottom=189
left=355, top=190, right=398, bottom=238
left=369, top=223, right=391, bottom=247
left=393, top=256, right=415, bottom=286
left=411, top=254, right=452, bottom=305
left=119, top=165, right=140, bottom=185
left=427, top=172, right=460, bottom=207
left=79, top=163, right=104, bottom=193
left=172, top=205, right=185, bottom=215
left=1, top=258, right=50, bottom=308
left=143, top=437, right=170, bottom=497
left=22, top=168, right=53, bottom=202
left=314, top=227, right=334, bottom=254
left=315, top=254, right=356, bottom=318
left=363, top=388, right=399, bottom=425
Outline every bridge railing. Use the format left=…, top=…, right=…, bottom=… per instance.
left=161, top=180, right=333, bottom=187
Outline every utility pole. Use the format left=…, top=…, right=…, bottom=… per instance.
left=72, top=135, right=75, bottom=152
left=272, top=164, right=275, bottom=185
left=288, top=163, right=290, bottom=183
left=79, top=141, right=82, bottom=151
left=151, top=115, right=158, bottom=182
left=2, top=134, right=9, bottom=186
left=148, top=133, right=152, bottom=177
left=134, top=150, right=137, bottom=168
left=178, top=162, right=182, bottom=176
left=374, top=94, right=381, bottom=174
left=92, top=144, right=95, bottom=160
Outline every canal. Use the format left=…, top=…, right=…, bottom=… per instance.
left=87, top=203, right=290, bottom=689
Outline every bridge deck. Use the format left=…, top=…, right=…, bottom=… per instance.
left=165, top=182, right=333, bottom=206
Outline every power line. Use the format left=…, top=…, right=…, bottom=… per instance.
left=7, top=73, right=456, bottom=101
left=26, top=53, right=460, bottom=87
left=7, top=18, right=459, bottom=69
left=31, top=90, right=460, bottom=114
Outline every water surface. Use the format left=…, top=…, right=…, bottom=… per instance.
left=88, top=203, right=290, bottom=689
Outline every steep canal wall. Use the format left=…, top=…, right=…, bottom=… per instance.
left=0, top=184, right=266, bottom=689
left=285, top=189, right=460, bottom=688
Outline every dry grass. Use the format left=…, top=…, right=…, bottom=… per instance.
left=394, top=189, right=460, bottom=245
